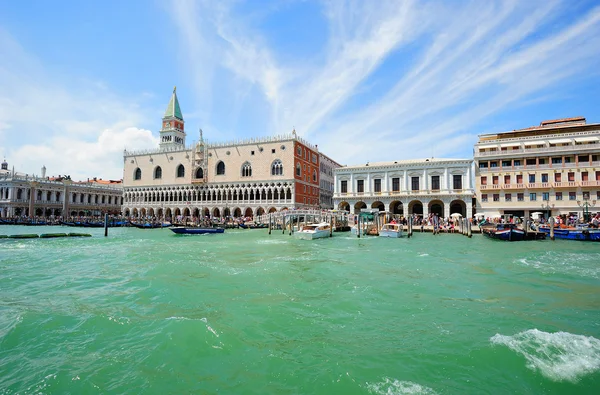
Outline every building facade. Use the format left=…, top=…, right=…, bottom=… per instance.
left=474, top=117, right=600, bottom=219
left=333, top=158, right=474, bottom=218
left=122, top=89, right=331, bottom=219
left=318, top=153, right=342, bottom=209
left=0, top=160, right=123, bottom=218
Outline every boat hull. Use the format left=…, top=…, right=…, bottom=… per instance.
left=379, top=230, right=403, bottom=238
left=538, top=227, right=600, bottom=241
left=294, top=230, right=330, bottom=240
left=482, top=227, right=525, bottom=241
left=131, top=222, right=172, bottom=229
left=170, top=227, right=224, bottom=235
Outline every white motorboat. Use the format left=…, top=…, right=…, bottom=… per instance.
left=294, top=222, right=332, bottom=240
left=379, top=223, right=403, bottom=238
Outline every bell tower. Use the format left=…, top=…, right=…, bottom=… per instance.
left=159, top=86, right=186, bottom=149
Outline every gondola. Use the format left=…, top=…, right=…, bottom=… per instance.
left=170, top=227, right=224, bottom=235
left=130, top=222, right=172, bottom=229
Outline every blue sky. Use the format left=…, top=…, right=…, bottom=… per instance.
left=1, top=0, right=599, bottom=180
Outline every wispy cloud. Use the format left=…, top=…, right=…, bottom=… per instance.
left=170, top=0, right=600, bottom=165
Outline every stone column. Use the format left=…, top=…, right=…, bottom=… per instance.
left=444, top=168, right=449, bottom=192
left=466, top=166, right=471, bottom=191
left=28, top=182, right=39, bottom=218
left=465, top=198, right=473, bottom=219
left=62, top=180, right=71, bottom=218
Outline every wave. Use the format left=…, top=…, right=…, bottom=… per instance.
left=366, top=378, right=438, bottom=394
left=490, top=328, right=600, bottom=382
left=517, top=252, right=600, bottom=279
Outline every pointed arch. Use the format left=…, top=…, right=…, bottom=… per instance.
left=134, top=168, right=142, bottom=180
left=216, top=161, right=225, bottom=175
left=154, top=166, right=162, bottom=179
left=176, top=164, right=185, bottom=178
left=271, top=159, right=283, bottom=175
left=195, top=167, right=204, bottom=179
left=241, top=161, right=252, bottom=177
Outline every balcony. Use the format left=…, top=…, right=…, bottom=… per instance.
left=526, top=182, right=552, bottom=189
left=581, top=180, right=600, bottom=187
left=475, top=143, right=599, bottom=158
left=480, top=184, right=501, bottom=190
left=553, top=181, right=579, bottom=188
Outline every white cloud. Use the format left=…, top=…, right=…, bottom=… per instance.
left=0, top=29, right=156, bottom=180
left=169, top=0, right=600, bottom=167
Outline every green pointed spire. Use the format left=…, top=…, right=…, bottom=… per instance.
left=164, top=86, right=183, bottom=120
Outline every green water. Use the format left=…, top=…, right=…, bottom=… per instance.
left=1, top=226, right=599, bottom=394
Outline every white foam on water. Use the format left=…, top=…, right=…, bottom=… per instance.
left=517, top=252, right=600, bottom=279
left=365, top=378, right=438, bottom=395
left=165, top=316, right=208, bottom=322
left=256, top=239, right=288, bottom=245
left=490, top=329, right=600, bottom=382
left=418, top=253, right=429, bottom=257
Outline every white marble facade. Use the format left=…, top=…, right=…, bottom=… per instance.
left=333, top=158, right=474, bottom=218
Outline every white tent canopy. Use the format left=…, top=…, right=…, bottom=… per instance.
left=450, top=213, right=463, bottom=218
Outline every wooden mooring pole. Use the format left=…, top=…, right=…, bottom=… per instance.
left=549, top=216, right=555, bottom=241
left=268, top=214, right=272, bottom=235
left=104, top=213, right=109, bottom=237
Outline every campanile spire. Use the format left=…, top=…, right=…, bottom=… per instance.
left=159, top=87, right=186, bottom=149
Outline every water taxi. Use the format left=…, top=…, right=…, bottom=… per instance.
left=379, top=223, right=403, bottom=238
left=294, top=222, right=332, bottom=240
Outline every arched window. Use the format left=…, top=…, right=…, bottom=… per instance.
left=241, top=162, right=252, bottom=177
left=195, top=167, right=204, bottom=179
left=134, top=168, right=141, bottom=180
left=176, top=164, right=185, bottom=178
left=216, top=161, right=225, bottom=175
left=271, top=159, right=283, bottom=176
left=154, top=166, right=162, bottom=179
left=296, top=162, right=301, bottom=177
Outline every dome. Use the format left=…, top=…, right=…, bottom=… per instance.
left=1, top=158, right=7, bottom=170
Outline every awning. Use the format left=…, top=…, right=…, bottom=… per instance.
left=548, top=138, right=572, bottom=145
left=477, top=144, right=499, bottom=149
left=500, top=142, right=520, bottom=148
left=574, top=136, right=599, bottom=143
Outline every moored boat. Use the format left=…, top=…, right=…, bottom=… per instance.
left=130, top=221, right=172, bottom=229
left=294, top=222, right=332, bottom=240
left=379, top=223, right=404, bottom=238
left=538, top=225, right=600, bottom=241
left=170, top=227, right=224, bottom=235
left=482, top=224, right=527, bottom=241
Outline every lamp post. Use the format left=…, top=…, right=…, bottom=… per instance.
left=577, top=198, right=596, bottom=222
left=540, top=202, right=554, bottom=219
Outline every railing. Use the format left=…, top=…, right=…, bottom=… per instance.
left=334, top=189, right=473, bottom=198
left=581, top=180, right=600, bottom=187
left=479, top=161, right=600, bottom=172
left=475, top=142, right=599, bottom=157
left=125, top=199, right=293, bottom=206
left=554, top=181, right=579, bottom=188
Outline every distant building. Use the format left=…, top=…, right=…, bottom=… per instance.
left=474, top=117, right=600, bottom=219
left=0, top=159, right=123, bottom=218
left=333, top=158, right=474, bottom=218
left=122, top=88, right=338, bottom=219
left=319, top=153, right=342, bottom=209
